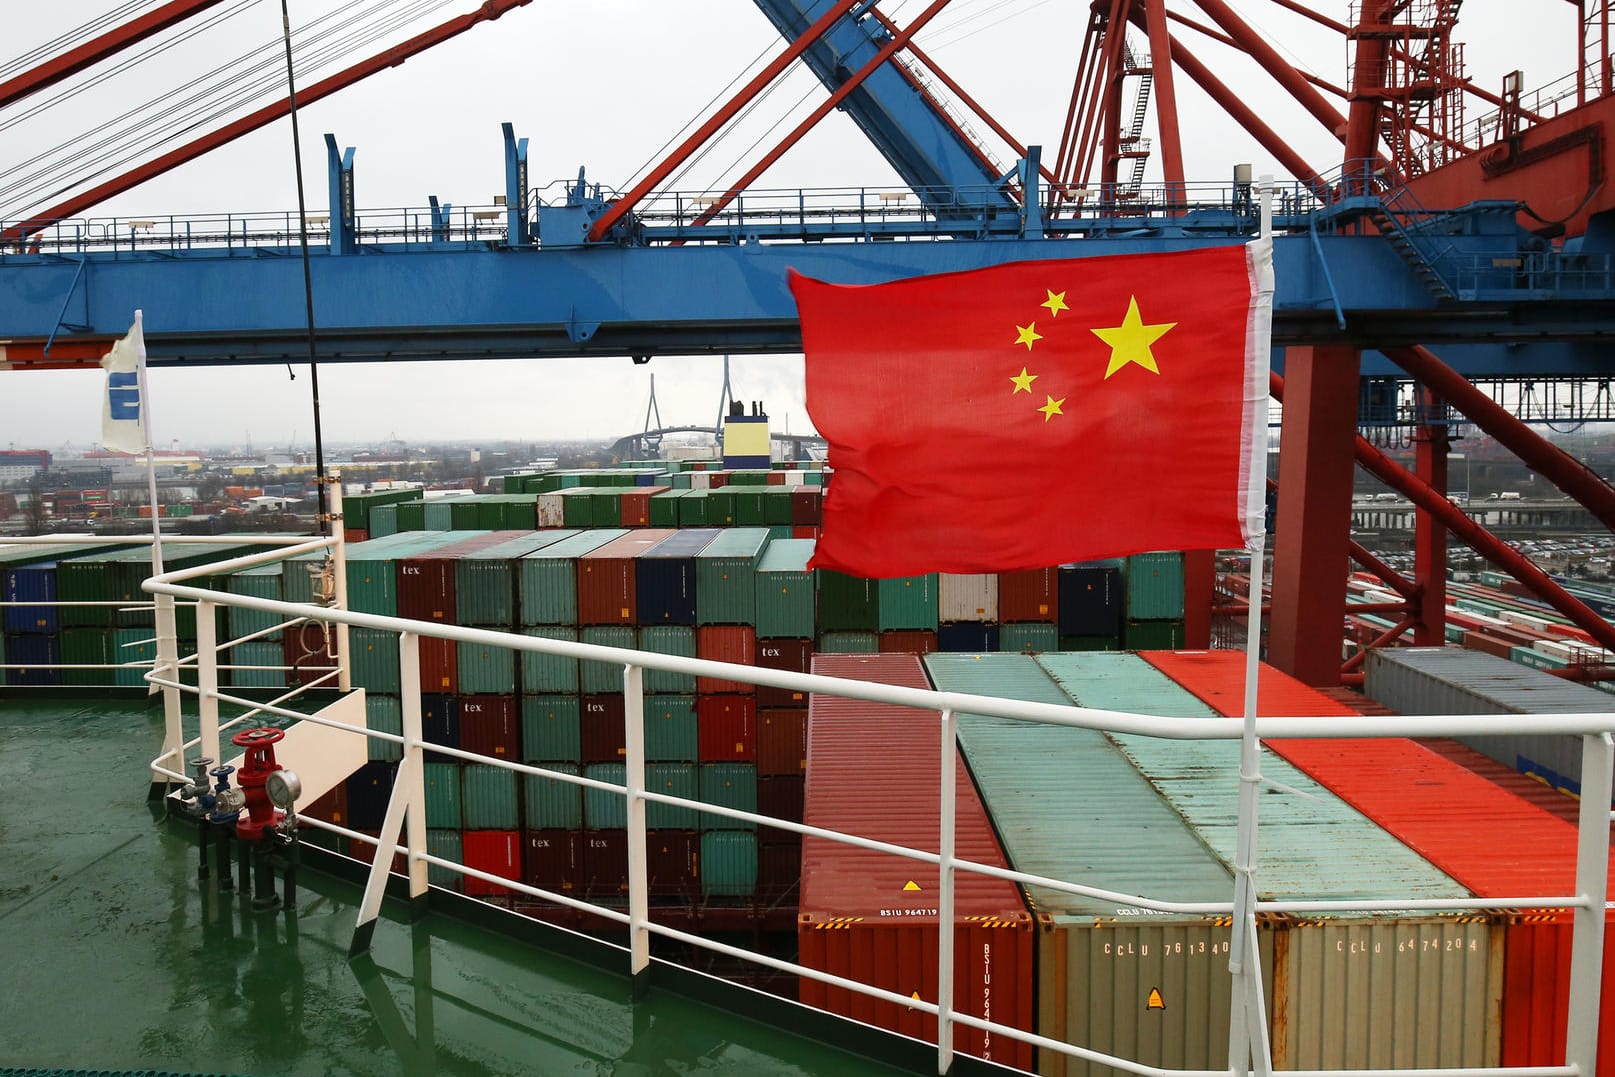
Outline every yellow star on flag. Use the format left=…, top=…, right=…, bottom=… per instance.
left=1091, top=296, right=1176, bottom=379
left=1010, top=367, right=1037, bottom=394
left=1038, top=395, right=1065, bottom=422
left=1041, top=289, right=1068, bottom=317
left=1014, top=323, right=1042, bottom=350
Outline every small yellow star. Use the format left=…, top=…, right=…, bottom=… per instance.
left=1014, top=323, right=1042, bottom=350
left=1090, top=296, right=1176, bottom=379
left=1038, top=395, right=1065, bottom=422
left=1010, top=367, right=1037, bottom=394
left=1041, top=290, right=1068, bottom=317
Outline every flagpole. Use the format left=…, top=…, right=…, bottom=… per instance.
left=1227, top=178, right=1276, bottom=1077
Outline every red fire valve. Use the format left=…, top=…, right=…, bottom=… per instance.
left=232, top=727, right=286, bottom=842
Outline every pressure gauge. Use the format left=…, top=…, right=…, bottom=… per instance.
left=266, top=769, right=303, bottom=811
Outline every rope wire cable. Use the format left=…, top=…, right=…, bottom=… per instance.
left=1, top=0, right=455, bottom=220
left=665, top=65, right=822, bottom=193
left=694, top=75, right=824, bottom=197
left=0, top=0, right=441, bottom=207
left=0, top=0, right=157, bottom=79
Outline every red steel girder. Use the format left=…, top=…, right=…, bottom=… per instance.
left=1343, top=0, right=1393, bottom=169
left=0, top=0, right=230, bottom=110
left=1143, top=0, right=1186, bottom=202
left=687, top=0, right=956, bottom=230
left=1349, top=538, right=1420, bottom=600
left=1386, top=345, right=1615, bottom=533
left=1193, top=0, right=1354, bottom=146
left=1271, top=370, right=1615, bottom=658
left=3, top=0, right=534, bottom=242
left=1412, top=384, right=1448, bottom=646
left=586, top=0, right=863, bottom=243
left=0, top=338, right=117, bottom=370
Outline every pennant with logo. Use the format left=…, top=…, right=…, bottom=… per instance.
left=101, top=313, right=148, bottom=455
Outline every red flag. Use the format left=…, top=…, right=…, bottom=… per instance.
left=792, top=245, right=1268, bottom=577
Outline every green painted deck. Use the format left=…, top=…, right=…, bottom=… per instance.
left=0, top=696, right=920, bottom=1076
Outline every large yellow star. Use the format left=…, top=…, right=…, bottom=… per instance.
left=1010, top=367, right=1037, bottom=394
left=1041, top=290, right=1068, bottom=317
left=1038, top=395, right=1065, bottom=422
left=1090, top=296, right=1176, bottom=379
left=1014, top=323, right=1042, bottom=350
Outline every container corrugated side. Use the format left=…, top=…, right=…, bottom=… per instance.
left=523, top=762, right=582, bottom=830
left=1041, top=651, right=1502, bottom=1070
left=1122, top=552, right=1185, bottom=619
left=754, top=539, right=816, bottom=639
left=223, top=564, right=283, bottom=642
left=635, top=529, right=720, bottom=626
left=939, top=574, right=997, bottom=623
left=799, top=653, right=1033, bottom=1071
left=453, top=530, right=577, bottom=626
left=518, top=530, right=629, bottom=625
left=1365, top=646, right=1615, bottom=796
left=923, top=652, right=1243, bottom=1077
left=520, top=626, right=579, bottom=694
left=638, top=625, right=696, bottom=693
left=462, top=764, right=519, bottom=829
left=816, top=570, right=877, bottom=632
left=1143, top=648, right=1606, bottom=1077
left=577, top=530, right=677, bottom=626
left=876, top=574, right=939, bottom=631
left=695, top=528, right=771, bottom=626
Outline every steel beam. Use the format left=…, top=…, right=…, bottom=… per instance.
left=1411, top=385, right=1448, bottom=645
left=1342, top=0, right=1393, bottom=175
left=1269, top=345, right=1362, bottom=685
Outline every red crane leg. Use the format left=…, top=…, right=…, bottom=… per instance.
left=1386, top=345, right=1615, bottom=533
left=1412, top=385, right=1448, bottom=646
left=1272, top=372, right=1615, bottom=656
left=0, top=0, right=230, bottom=110
left=587, top=0, right=863, bottom=243
left=1142, top=0, right=1186, bottom=204
left=3, top=0, right=535, bottom=242
left=1183, top=550, right=1214, bottom=648
left=1268, top=345, right=1362, bottom=686
left=1343, top=0, right=1392, bottom=174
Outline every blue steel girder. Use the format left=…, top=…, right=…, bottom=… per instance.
left=749, top=0, right=1017, bottom=215
left=3, top=232, right=1615, bottom=371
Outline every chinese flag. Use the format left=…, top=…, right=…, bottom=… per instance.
left=791, top=245, right=1268, bottom=577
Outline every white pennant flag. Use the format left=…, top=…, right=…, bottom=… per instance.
left=100, top=313, right=148, bottom=454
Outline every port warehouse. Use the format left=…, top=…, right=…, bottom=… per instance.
left=4, top=467, right=1615, bottom=1070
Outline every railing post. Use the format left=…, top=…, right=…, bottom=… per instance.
left=937, top=707, right=957, bottom=1075
left=624, top=661, right=651, bottom=991
left=400, top=632, right=429, bottom=912
left=1567, top=731, right=1613, bottom=1076
left=154, top=591, right=184, bottom=785
left=195, top=598, right=220, bottom=765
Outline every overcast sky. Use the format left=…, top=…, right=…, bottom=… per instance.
left=1, top=1, right=1577, bottom=453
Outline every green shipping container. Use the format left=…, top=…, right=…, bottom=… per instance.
left=638, top=625, right=696, bottom=693
left=649, top=490, right=687, bottom=527
left=754, top=539, right=816, bottom=639
left=367, top=694, right=403, bottom=761
left=643, top=694, right=698, bottom=761
left=458, top=639, right=516, bottom=694
left=999, top=622, right=1059, bottom=654
left=521, top=627, right=580, bottom=694
left=228, top=639, right=284, bottom=689
left=695, top=528, right=770, bottom=625
left=519, top=530, right=629, bottom=625
left=561, top=488, right=596, bottom=528
left=876, top=574, right=938, bottom=631
left=678, top=490, right=712, bottom=527
left=818, top=631, right=878, bottom=653
left=1122, top=619, right=1186, bottom=649
left=706, top=488, right=737, bottom=527
left=462, top=764, right=519, bottom=829
left=584, top=762, right=627, bottom=829
left=454, top=531, right=577, bottom=627
left=112, top=627, right=156, bottom=687
left=449, top=499, right=480, bottom=531
left=427, top=829, right=463, bottom=891
left=423, top=501, right=455, bottom=531
left=422, top=762, right=463, bottom=828
left=590, top=490, right=623, bottom=527
left=763, top=488, right=796, bottom=525
left=350, top=627, right=401, bottom=693
left=524, top=762, right=582, bottom=830
left=60, top=627, right=112, bottom=686
left=522, top=695, right=581, bottom=762
left=817, top=570, right=878, bottom=632
left=1124, top=551, right=1186, bottom=620
left=580, top=625, right=636, bottom=694
left=697, top=763, right=757, bottom=831
left=700, top=830, right=757, bottom=897
left=647, top=763, right=699, bottom=828
left=224, top=564, right=283, bottom=642
left=733, top=489, right=768, bottom=526
left=369, top=504, right=399, bottom=538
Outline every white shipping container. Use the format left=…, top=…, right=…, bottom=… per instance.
left=939, top=573, right=997, bottom=623
left=783, top=471, right=805, bottom=487
left=689, top=472, right=711, bottom=490
left=535, top=492, right=565, bottom=528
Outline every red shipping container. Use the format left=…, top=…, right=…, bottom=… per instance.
left=580, top=693, right=627, bottom=764
left=697, top=694, right=756, bottom=762
left=345, top=528, right=370, bottom=543
left=1464, top=630, right=1519, bottom=660
left=790, top=487, right=822, bottom=526
left=618, top=486, right=668, bottom=527
left=697, top=624, right=756, bottom=694
left=283, top=623, right=337, bottom=687
left=459, top=694, right=519, bottom=759
left=576, top=529, right=676, bottom=625
left=1140, top=649, right=1615, bottom=1077
left=646, top=829, right=700, bottom=898
left=582, top=829, right=629, bottom=898
left=523, top=829, right=582, bottom=895
left=756, top=638, right=812, bottom=708
left=757, top=706, right=807, bottom=776
left=877, top=630, right=938, bottom=654
left=419, top=635, right=457, bottom=693
left=791, top=526, right=820, bottom=540
left=758, top=773, right=804, bottom=834
left=462, top=829, right=523, bottom=897
left=765, top=471, right=787, bottom=486
left=800, top=654, right=1034, bottom=1071
left=305, top=782, right=349, bottom=827
left=757, top=840, right=802, bottom=901
left=707, top=472, right=730, bottom=489
left=996, top=568, right=1058, bottom=623
left=351, top=830, right=407, bottom=875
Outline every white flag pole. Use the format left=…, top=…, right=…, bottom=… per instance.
left=1227, top=179, right=1276, bottom=1077
left=128, top=311, right=165, bottom=579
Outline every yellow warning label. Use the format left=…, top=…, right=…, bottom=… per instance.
left=911, top=991, right=922, bottom=1000
left=1146, top=988, right=1165, bottom=1010
left=903, top=881, right=922, bottom=892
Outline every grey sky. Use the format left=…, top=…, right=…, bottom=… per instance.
left=1, top=1, right=1576, bottom=452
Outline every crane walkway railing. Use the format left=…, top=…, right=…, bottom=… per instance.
left=128, top=536, right=1615, bottom=1077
